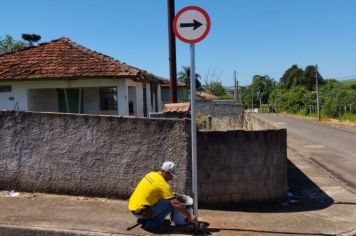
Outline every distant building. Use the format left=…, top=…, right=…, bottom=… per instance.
left=160, top=81, right=189, bottom=106
left=161, top=81, right=220, bottom=108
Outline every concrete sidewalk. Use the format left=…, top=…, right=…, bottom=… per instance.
left=0, top=148, right=355, bottom=236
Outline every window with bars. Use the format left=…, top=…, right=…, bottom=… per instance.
left=100, top=87, right=117, bottom=110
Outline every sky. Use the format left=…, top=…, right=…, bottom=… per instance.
left=1, top=0, right=356, bottom=86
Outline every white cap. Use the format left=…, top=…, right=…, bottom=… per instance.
left=161, top=161, right=177, bottom=176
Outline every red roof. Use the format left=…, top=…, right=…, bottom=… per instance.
left=0, top=37, right=162, bottom=82
left=196, top=91, right=218, bottom=100
left=163, top=102, right=190, bottom=113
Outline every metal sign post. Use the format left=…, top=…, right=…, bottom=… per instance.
left=173, top=5, right=210, bottom=219
left=189, top=43, right=198, bottom=216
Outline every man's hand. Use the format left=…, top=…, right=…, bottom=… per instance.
left=189, top=216, right=198, bottom=224
left=170, top=198, right=194, bottom=222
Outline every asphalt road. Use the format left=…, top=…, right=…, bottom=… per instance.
left=260, top=114, right=356, bottom=191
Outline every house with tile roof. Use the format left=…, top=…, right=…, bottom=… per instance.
left=0, top=37, right=163, bottom=116
left=160, top=80, right=189, bottom=106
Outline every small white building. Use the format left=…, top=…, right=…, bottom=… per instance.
left=0, top=37, right=163, bottom=117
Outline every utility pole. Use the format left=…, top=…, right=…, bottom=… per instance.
left=259, top=91, right=262, bottom=113
left=167, top=0, right=177, bottom=103
left=234, top=70, right=238, bottom=102
left=315, top=64, right=320, bottom=121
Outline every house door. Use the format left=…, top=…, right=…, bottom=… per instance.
left=128, top=86, right=137, bottom=116
left=57, top=88, right=82, bottom=113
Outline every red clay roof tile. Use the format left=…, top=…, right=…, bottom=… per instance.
left=0, top=37, right=163, bottom=83
left=163, top=102, right=190, bottom=113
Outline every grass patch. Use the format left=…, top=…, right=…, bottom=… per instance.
left=218, top=93, right=234, bottom=100
left=339, top=114, right=356, bottom=123
left=340, top=79, right=356, bottom=87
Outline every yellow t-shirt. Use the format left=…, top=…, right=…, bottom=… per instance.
left=128, top=172, right=174, bottom=211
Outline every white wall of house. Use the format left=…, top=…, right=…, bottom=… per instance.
left=0, top=78, right=162, bottom=116
left=0, top=84, right=16, bottom=110
left=117, top=79, right=128, bottom=116
left=82, top=87, right=100, bottom=114
left=28, top=89, right=58, bottom=112
left=0, top=83, right=28, bottom=111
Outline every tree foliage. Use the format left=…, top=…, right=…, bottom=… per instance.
left=273, top=86, right=314, bottom=114
left=303, top=65, right=324, bottom=90
left=21, top=34, right=41, bottom=46
left=250, top=75, right=276, bottom=105
left=177, top=66, right=202, bottom=90
left=0, top=35, right=28, bottom=54
left=204, top=80, right=226, bottom=96
left=321, top=80, right=356, bottom=118
left=280, top=64, right=324, bottom=90
left=280, top=65, right=304, bottom=89
left=239, top=75, right=276, bottom=109
left=238, top=64, right=355, bottom=121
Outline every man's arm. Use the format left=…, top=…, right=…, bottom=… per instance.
left=169, top=198, right=196, bottom=223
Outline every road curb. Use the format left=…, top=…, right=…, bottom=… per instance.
left=0, top=224, right=130, bottom=236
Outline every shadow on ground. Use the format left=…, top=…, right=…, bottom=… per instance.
left=199, top=159, right=334, bottom=213
left=208, top=227, right=337, bottom=236
left=131, top=222, right=210, bottom=236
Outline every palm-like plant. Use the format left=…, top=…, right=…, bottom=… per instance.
left=177, top=66, right=202, bottom=90
left=21, top=34, right=41, bottom=46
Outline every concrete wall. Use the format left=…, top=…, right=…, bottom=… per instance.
left=0, top=110, right=191, bottom=198
left=196, top=100, right=244, bottom=130
left=197, top=129, right=288, bottom=206
left=243, top=112, right=278, bottom=130
left=0, top=110, right=287, bottom=205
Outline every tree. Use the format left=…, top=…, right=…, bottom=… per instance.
left=270, top=85, right=313, bottom=114
left=204, top=80, right=226, bottom=96
left=321, top=80, right=356, bottom=118
left=240, top=85, right=257, bottom=109
left=250, top=75, right=276, bottom=106
left=239, top=86, right=250, bottom=108
left=303, top=65, right=324, bottom=90
left=21, top=34, right=41, bottom=46
left=280, top=65, right=304, bottom=89
left=0, top=35, right=28, bottom=54
left=177, top=66, right=202, bottom=90
left=280, top=64, right=325, bottom=91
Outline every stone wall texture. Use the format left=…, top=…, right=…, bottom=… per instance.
left=197, top=129, right=288, bottom=206
left=0, top=110, right=191, bottom=198
left=0, top=110, right=287, bottom=205
left=196, top=100, right=244, bottom=130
